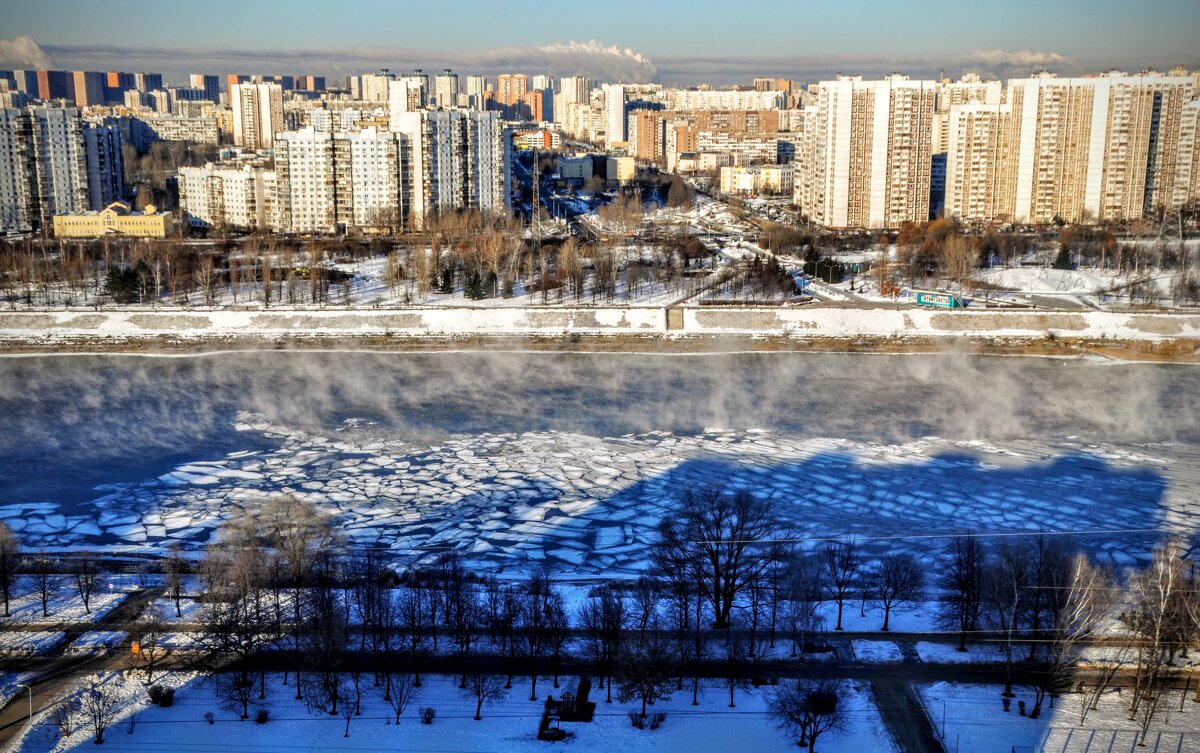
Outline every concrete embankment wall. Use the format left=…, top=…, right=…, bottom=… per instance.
left=0, top=306, right=1198, bottom=342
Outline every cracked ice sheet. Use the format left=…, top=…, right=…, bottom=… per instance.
left=8, top=413, right=1198, bottom=575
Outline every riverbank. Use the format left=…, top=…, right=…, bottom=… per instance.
left=1, top=305, right=1198, bottom=361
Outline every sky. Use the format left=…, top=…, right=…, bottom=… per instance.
left=1, top=0, right=1198, bottom=85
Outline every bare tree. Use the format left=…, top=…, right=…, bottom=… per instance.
left=985, top=543, right=1028, bottom=699
left=262, top=494, right=338, bottom=696
left=768, top=678, right=847, bottom=753
left=462, top=673, right=507, bottom=720
left=0, top=521, right=19, bottom=616
left=1122, top=540, right=1195, bottom=744
left=865, top=553, right=924, bottom=632
left=616, top=621, right=675, bottom=718
left=30, top=549, right=56, bottom=618
left=1036, top=553, right=1113, bottom=722
left=164, top=544, right=187, bottom=618
left=821, top=540, right=861, bottom=631
left=937, top=533, right=987, bottom=651
left=783, top=556, right=825, bottom=658
left=78, top=674, right=122, bottom=745
left=655, top=487, right=780, bottom=629
left=579, top=586, right=625, bottom=704
left=386, top=672, right=419, bottom=724
left=69, top=552, right=102, bottom=615
left=132, top=605, right=166, bottom=685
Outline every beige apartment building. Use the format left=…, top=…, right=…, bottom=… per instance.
left=794, top=74, right=936, bottom=228
left=230, top=82, right=284, bottom=149
left=1005, top=70, right=1195, bottom=224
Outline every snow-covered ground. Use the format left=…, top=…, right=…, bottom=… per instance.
left=915, top=642, right=1007, bottom=665
left=11, top=672, right=896, bottom=753
left=0, top=577, right=139, bottom=626
left=918, top=682, right=1200, bottom=753
left=851, top=641, right=904, bottom=664
left=0, top=672, right=38, bottom=709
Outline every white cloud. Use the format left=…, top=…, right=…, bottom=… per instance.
left=0, top=35, right=55, bottom=69
left=964, top=49, right=1068, bottom=68
left=42, top=38, right=658, bottom=84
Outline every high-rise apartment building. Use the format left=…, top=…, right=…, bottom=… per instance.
left=390, top=109, right=510, bottom=226
left=360, top=73, right=394, bottom=103
left=70, top=71, right=106, bottom=107
left=932, top=74, right=1003, bottom=154
left=231, top=82, right=284, bottom=149
left=178, top=162, right=274, bottom=230
left=793, top=74, right=936, bottom=228
left=667, top=89, right=785, bottom=112
left=134, top=73, right=164, bottom=92
left=944, top=103, right=1016, bottom=223
left=465, top=76, right=488, bottom=110
left=602, top=84, right=627, bottom=144
left=189, top=74, right=221, bottom=102
left=434, top=70, right=459, bottom=109
left=496, top=75, right=528, bottom=108
left=333, top=126, right=403, bottom=231
left=559, top=76, right=591, bottom=105
left=1004, top=70, right=1195, bottom=224
left=273, top=127, right=337, bottom=233
left=83, top=118, right=123, bottom=210
left=388, top=77, right=428, bottom=115
left=0, top=107, right=31, bottom=231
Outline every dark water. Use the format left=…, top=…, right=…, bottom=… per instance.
left=0, top=351, right=1197, bottom=510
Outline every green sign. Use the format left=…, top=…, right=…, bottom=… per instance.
left=916, top=292, right=961, bottom=309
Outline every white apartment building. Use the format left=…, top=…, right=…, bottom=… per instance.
left=434, top=70, right=459, bottom=109
left=389, top=109, right=510, bottom=227
left=1173, top=100, right=1200, bottom=209
left=333, top=126, right=403, bottom=231
left=388, top=78, right=428, bottom=115
left=720, top=164, right=794, bottom=194
left=602, top=84, right=627, bottom=145
left=465, top=76, right=488, bottom=110
left=231, top=82, right=283, bottom=149
left=794, top=75, right=936, bottom=228
left=666, top=89, right=786, bottom=112
left=559, top=76, right=591, bottom=106
left=1007, top=70, right=1196, bottom=224
left=28, top=105, right=91, bottom=229
left=178, top=162, right=273, bottom=230
left=360, top=73, right=394, bottom=103
left=932, top=74, right=1003, bottom=154
left=273, top=127, right=337, bottom=233
left=944, top=103, right=1015, bottom=223
left=0, top=107, right=30, bottom=231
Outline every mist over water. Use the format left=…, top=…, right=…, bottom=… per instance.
left=0, top=351, right=1196, bottom=556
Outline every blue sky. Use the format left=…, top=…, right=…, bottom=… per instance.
left=2, top=0, right=1198, bottom=84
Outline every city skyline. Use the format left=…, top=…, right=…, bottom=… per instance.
left=2, top=0, right=1199, bottom=84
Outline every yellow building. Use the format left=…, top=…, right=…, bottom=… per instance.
left=605, top=156, right=636, bottom=184
left=53, top=202, right=172, bottom=238
left=720, top=164, right=794, bottom=195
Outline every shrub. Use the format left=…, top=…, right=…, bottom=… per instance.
left=420, top=707, right=436, bottom=725
left=204, top=712, right=214, bottom=725
left=160, top=688, right=175, bottom=707
left=627, top=710, right=644, bottom=729
left=255, top=709, right=269, bottom=724
left=649, top=711, right=666, bottom=731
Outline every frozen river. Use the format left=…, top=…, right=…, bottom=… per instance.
left=0, top=351, right=1197, bottom=572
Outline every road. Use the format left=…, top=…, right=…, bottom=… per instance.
left=0, top=586, right=164, bottom=751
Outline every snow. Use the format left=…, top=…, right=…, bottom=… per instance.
left=918, top=682, right=1200, bottom=753
left=851, top=641, right=904, bottom=664
left=915, top=642, right=1007, bottom=665
left=7, top=418, right=1196, bottom=579
left=12, top=673, right=897, bottom=753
